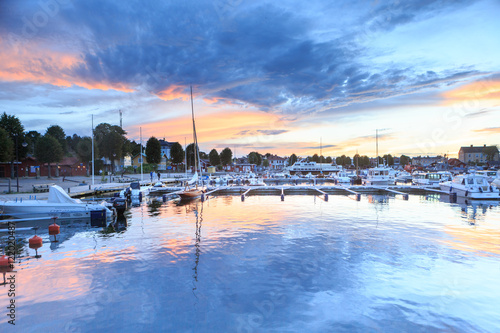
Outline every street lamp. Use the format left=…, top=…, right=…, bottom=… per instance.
left=15, top=137, right=27, bottom=193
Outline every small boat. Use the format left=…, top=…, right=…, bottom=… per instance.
left=119, top=181, right=150, bottom=200
left=440, top=173, right=500, bottom=199
left=363, top=165, right=395, bottom=186
left=0, top=185, right=114, bottom=227
left=333, top=170, right=351, bottom=183
left=476, top=170, right=499, bottom=183
left=412, top=171, right=452, bottom=186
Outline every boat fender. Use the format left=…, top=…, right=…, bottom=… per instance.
left=139, top=192, right=143, bottom=202
left=465, top=190, right=469, bottom=197
left=479, top=187, right=483, bottom=193
left=490, top=186, right=493, bottom=192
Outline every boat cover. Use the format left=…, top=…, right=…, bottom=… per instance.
left=48, top=185, right=83, bottom=204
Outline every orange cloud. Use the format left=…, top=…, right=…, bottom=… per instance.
left=443, top=80, right=500, bottom=104
left=0, top=41, right=134, bottom=92
left=129, top=110, right=282, bottom=144
left=156, top=85, right=190, bottom=101
left=473, top=127, right=500, bottom=134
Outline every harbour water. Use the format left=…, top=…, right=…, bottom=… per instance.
left=1, top=194, right=500, bottom=332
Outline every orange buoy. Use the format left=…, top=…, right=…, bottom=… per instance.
left=0, top=255, right=13, bottom=267
left=29, top=235, right=43, bottom=249
left=49, top=223, right=60, bottom=235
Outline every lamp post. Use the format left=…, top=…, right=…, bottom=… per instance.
left=15, top=137, right=28, bottom=193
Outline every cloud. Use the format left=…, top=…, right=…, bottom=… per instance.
left=473, top=127, right=500, bottom=134
left=0, top=0, right=486, bottom=116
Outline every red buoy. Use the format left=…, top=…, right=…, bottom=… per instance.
left=29, top=235, right=43, bottom=249
left=49, top=223, right=60, bottom=235
left=0, top=255, right=13, bottom=267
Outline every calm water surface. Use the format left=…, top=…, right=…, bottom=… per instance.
left=1, top=194, right=500, bottom=332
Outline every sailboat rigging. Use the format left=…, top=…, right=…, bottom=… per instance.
left=178, top=86, right=204, bottom=200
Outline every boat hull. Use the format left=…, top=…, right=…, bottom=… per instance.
left=440, top=183, right=500, bottom=200
left=178, top=189, right=203, bottom=200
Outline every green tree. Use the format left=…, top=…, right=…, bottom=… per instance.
left=263, top=159, right=270, bottom=168
left=311, top=154, right=320, bottom=163
left=325, top=156, right=332, bottom=163
left=209, top=149, right=221, bottom=166
left=170, top=142, right=184, bottom=164
left=220, top=147, right=233, bottom=166
left=146, top=137, right=162, bottom=165
left=248, top=152, right=262, bottom=166
left=0, top=128, right=14, bottom=162
left=383, top=154, right=394, bottom=166
left=288, top=154, right=298, bottom=166
left=46, top=125, right=67, bottom=153
left=186, top=143, right=197, bottom=168
left=0, top=112, right=27, bottom=178
left=400, top=155, right=410, bottom=166
left=25, top=130, right=41, bottom=156
left=484, top=146, right=499, bottom=161
left=76, top=137, right=98, bottom=176
left=94, top=123, right=127, bottom=172
left=35, top=135, right=63, bottom=178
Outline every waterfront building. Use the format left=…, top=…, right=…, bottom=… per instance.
left=458, top=145, right=499, bottom=164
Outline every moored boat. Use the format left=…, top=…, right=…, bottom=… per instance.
left=440, top=173, right=500, bottom=199
left=0, top=185, right=114, bottom=227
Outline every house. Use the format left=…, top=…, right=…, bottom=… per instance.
left=412, top=156, right=445, bottom=167
left=267, top=154, right=286, bottom=170
left=159, top=139, right=175, bottom=159
left=225, top=163, right=256, bottom=173
left=448, top=158, right=466, bottom=168
left=458, top=145, right=499, bottom=164
left=132, top=153, right=146, bottom=169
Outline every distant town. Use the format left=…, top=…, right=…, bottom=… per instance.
left=1, top=112, right=499, bottom=179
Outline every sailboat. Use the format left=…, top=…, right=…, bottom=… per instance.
left=178, top=86, right=204, bottom=200
left=363, top=129, right=395, bottom=186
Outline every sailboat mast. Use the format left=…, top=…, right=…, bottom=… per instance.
left=190, top=86, right=202, bottom=178
left=376, top=129, right=379, bottom=166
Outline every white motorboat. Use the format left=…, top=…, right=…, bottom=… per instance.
left=287, top=160, right=342, bottom=175
left=440, top=173, right=500, bottom=199
left=363, top=166, right=395, bottom=186
left=119, top=181, right=150, bottom=200
left=333, top=170, right=351, bottom=183
left=412, top=171, right=452, bottom=186
left=0, top=185, right=114, bottom=227
left=476, top=170, right=499, bottom=183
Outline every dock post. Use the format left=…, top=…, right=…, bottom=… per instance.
left=324, top=193, right=328, bottom=201
left=241, top=194, right=245, bottom=201
left=281, top=188, right=285, bottom=201
left=356, top=193, right=361, bottom=201
left=201, top=193, right=205, bottom=202
left=403, top=193, right=409, bottom=200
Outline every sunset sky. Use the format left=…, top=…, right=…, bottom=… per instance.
left=1, top=0, right=499, bottom=158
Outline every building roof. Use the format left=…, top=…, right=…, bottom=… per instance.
left=159, top=140, right=175, bottom=148
left=459, top=145, right=498, bottom=153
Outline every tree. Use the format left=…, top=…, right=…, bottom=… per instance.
left=170, top=142, right=184, bottom=164
left=0, top=128, right=14, bottom=162
left=46, top=125, right=67, bottom=153
left=146, top=136, right=162, bottom=165
left=66, top=133, right=82, bottom=153
left=311, top=154, right=320, bottom=163
left=248, top=151, right=262, bottom=166
left=288, top=154, right=298, bottom=166
left=485, top=146, right=499, bottom=161
left=186, top=143, right=197, bottom=168
left=325, top=156, right=332, bottom=163
left=35, top=135, right=63, bottom=178
left=383, top=154, right=394, bottom=166
left=263, top=159, right=270, bottom=168
left=400, top=155, right=410, bottom=166
left=209, top=149, right=221, bottom=166
left=0, top=112, right=26, bottom=178
left=76, top=137, right=97, bottom=176
left=25, top=130, right=41, bottom=156
left=94, top=123, right=127, bottom=172
left=220, top=147, right=233, bottom=166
